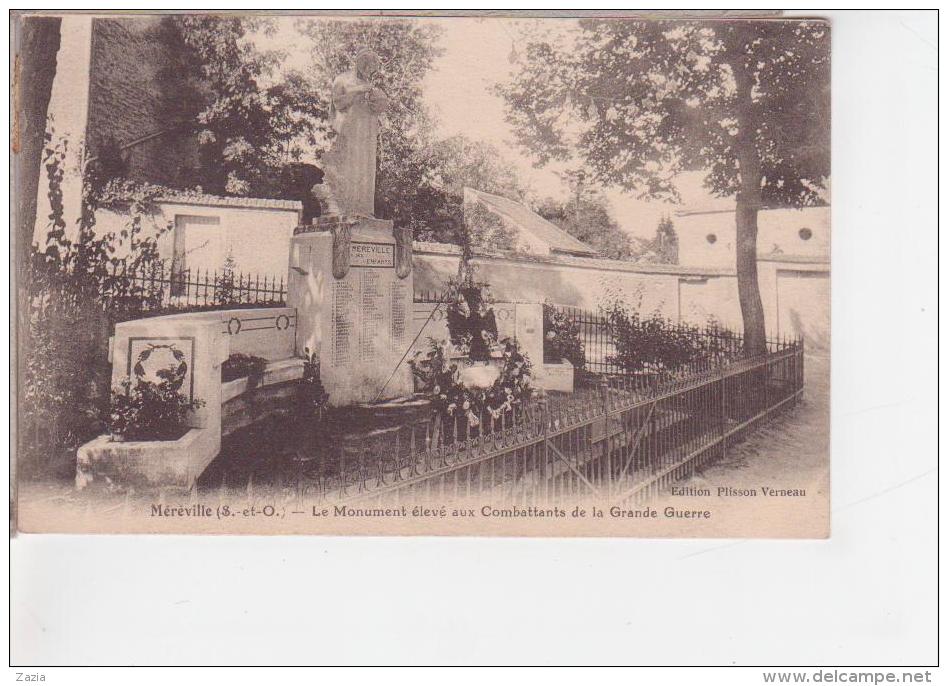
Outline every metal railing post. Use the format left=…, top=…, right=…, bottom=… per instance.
left=536, top=394, right=550, bottom=505
left=600, top=376, right=611, bottom=494
left=720, top=368, right=727, bottom=458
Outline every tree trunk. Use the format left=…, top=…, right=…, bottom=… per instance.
left=13, top=16, right=61, bottom=277
left=734, top=191, right=768, bottom=356
left=12, top=16, right=61, bottom=491
left=730, top=54, right=768, bottom=358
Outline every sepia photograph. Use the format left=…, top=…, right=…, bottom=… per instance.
left=11, top=11, right=832, bottom=537
left=8, top=8, right=940, bottom=674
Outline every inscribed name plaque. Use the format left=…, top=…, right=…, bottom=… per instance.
left=288, top=217, right=414, bottom=405
left=351, top=242, right=395, bottom=268
left=391, top=282, right=408, bottom=352
left=359, top=270, right=384, bottom=360
left=331, top=281, right=354, bottom=367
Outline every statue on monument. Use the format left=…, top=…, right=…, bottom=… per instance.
left=320, top=49, right=390, bottom=219
left=288, top=50, right=414, bottom=406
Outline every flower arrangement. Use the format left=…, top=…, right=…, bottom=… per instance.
left=409, top=338, right=532, bottom=439
left=221, top=353, right=268, bottom=383
left=444, top=278, right=499, bottom=362
left=542, top=303, right=586, bottom=369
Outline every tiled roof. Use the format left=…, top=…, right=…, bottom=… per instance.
left=464, top=188, right=599, bottom=257
left=159, top=193, right=303, bottom=212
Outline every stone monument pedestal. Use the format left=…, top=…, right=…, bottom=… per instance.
left=288, top=217, right=414, bottom=406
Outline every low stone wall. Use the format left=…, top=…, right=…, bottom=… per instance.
left=412, top=242, right=830, bottom=345
left=78, top=307, right=301, bottom=490
left=76, top=428, right=218, bottom=492
left=221, top=359, right=305, bottom=437
left=218, top=307, right=297, bottom=361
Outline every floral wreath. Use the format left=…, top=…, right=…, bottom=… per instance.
left=132, top=343, right=188, bottom=390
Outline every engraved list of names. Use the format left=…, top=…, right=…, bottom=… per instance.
left=331, top=281, right=354, bottom=367
left=330, top=240, right=406, bottom=373
left=359, top=270, right=384, bottom=360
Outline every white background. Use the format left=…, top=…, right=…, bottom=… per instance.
left=5, top=8, right=940, bottom=679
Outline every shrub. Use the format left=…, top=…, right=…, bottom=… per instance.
left=221, top=353, right=267, bottom=383
left=108, top=365, right=204, bottom=441
left=299, top=347, right=329, bottom=415
left=213, top=250, right=240, bottom=307
left=542, top=303, right=586, bottom=369
left=22, top=302, right=111, bottom=476
left=20, top=133, right=171, bottom=474
left=604, top=302, right=741, bottom=373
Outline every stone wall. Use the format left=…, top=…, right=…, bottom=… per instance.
left=78, top=306, right=304, bottom=489
left=87, top=17, right=199, bottom=187
left=94, top=197, right=302, bottom=280
left=676, top=206, right=831, bottom=268
left=412, top=242, right=830, bottom=345
left=413, top=242, right=714, bottom=320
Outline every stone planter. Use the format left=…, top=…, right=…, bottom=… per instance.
left=76, top=427, right=220, bottom=492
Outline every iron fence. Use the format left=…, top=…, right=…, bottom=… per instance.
left=30, top=260, right=287, bottom=322
left=122, top=260, right=287, bottom=311
left=210, top=338, right=805, bottom=507
left=548, top=303, right=750, bottom=376
left=414, top=289, right=450, bottom=303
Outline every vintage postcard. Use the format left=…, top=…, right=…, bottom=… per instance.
left=12, top=12, right=830, bottom=537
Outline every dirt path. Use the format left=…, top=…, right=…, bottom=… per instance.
left=651, top=353, right=830, bottom=537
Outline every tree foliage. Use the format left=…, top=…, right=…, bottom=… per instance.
left=535, top=171, right=641, bottom=260
left=501, top=19, right=829, bottom=204
left=298, top=18, right=443, bottom=221
left=647, top=215, right=679, bottom=264
left=420, top=135, right=528, bottom=243
left=155, top=16, right=321, bottom=196
left=299, top=19, right=528, bottom=244
left=500, top=19, right=830, bottom=353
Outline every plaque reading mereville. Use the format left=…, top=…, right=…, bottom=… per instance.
left=350, top=241, right=395, bottom=268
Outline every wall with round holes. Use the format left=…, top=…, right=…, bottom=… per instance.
left=676, top=205, right=830, bottom=268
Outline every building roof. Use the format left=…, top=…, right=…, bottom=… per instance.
left=159, top=192, right=303, bottom=213
left=412, top=240, right=737, bottom=277
left=412, top=240, right=829, bottom=275
left=676, top=203, right=831, bottom=218
left=464, top=188, right=599, bottom=257
left=756, top=253, right=830, bottom=265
